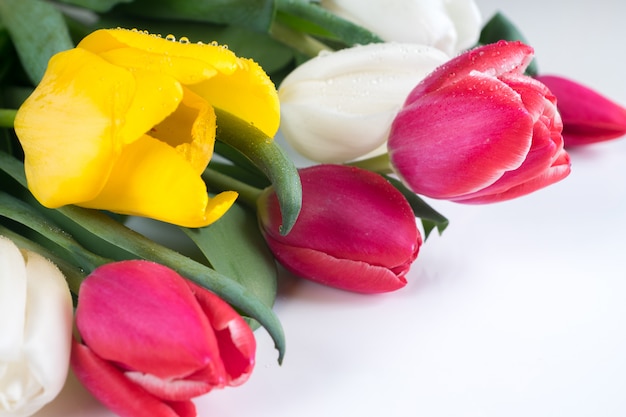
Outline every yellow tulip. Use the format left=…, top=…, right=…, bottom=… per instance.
left=14, top=28, right=280, bottom=228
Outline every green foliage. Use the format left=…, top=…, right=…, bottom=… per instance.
left=0, top=0, right=74, bottom=84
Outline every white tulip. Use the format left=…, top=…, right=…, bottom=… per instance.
left=320, top=0, right=482, bottom=55
left=0, top=236, right=73, bottom=417
left=278, top=42, right=449, bottom=163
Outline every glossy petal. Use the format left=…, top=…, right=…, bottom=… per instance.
left=188, top=282, right=256, bottom=386
left=536, top=74, right=626, bottom=146
left=79, top=135, right=237, bottom=227
left=258, top=165, right=421, bottom=293
left=320, top=0, right=481, bottom=55
left=80, top=28, right=279, bottom=138
left=75, top=261, right=220, bottom=381
left=71, top=341, right=194, bottom=417
left=279, top=43, right=449, bottom=162
left=0, top=237, right=73, bottom=417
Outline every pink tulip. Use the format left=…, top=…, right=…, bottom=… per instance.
left=535, top=74, right=626, bottom=146
left=388, top=41, right=571, bottom=203
left=71, top=260, right=255, bottom=417
left=257, top=164, right=421, bottom=294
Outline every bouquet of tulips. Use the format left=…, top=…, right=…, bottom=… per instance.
left=1, top=1, right=625, bottom=416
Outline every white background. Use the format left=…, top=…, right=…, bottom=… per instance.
left=36, top=1, right=626, bottom=416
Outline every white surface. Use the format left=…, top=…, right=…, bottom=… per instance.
left=35, top=1, right=626, bottom=416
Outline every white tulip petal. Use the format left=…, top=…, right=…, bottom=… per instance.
left=0, top=237, right=27, bottom=360
left=278, top=43, right=449, bottom=162
left=320, top=0, right=481, bottom=55
left=0, top=238, right=73, bottom=417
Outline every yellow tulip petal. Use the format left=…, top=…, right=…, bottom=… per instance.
left=150, top=87, right=216, bottom=174
left=14, top=48, right=133, bottom=207
left=79, top=29, right=280, bottom=137
left=80, top=135, right=237, bottom=227
left=78, top=28, right=239, bottom=83
left=189, top=57, right=281, bottom=137
left=116, top=69, right=183, bottom=146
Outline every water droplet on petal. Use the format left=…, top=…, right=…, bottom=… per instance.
left=179, top=36, right=190, bottom=44
left=165, top=34, right=176, bottom=42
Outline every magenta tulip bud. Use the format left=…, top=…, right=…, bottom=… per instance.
left=257, top=164, right=421, bottom=294
left=535, top=74, right=626, bottom=146
left=71, top=260, right=255, bottom=417
left=388, top=41, right=571, bottom=204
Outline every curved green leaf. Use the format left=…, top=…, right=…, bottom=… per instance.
left=214, top=108, right=302, bottom=235
left=0, top=0, right=74, bottom=84
left=182, top=203, right=278, bottom=329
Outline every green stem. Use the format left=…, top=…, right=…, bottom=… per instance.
left=203, top=167, right=263, bottom=209
left=0, top=109, right=17, bottom=128
left=269, top=20, right=332, bottom=58
left=347, top=153, right=393, bottom=174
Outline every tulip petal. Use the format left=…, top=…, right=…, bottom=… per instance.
left=80, top=28, right=279, bottom=138
left=187, top=282, right=256, bottom=386
left=0, top=236, right=26, bottom=360
left=14, top=48, right=128, bottom=207
left=389, top=73, right=534, bottom=198
left=19, top=250, right=72, bottom=412
left=266, top=239, right=408, bottom=293
left=78, top=28, right=239, bottom=81
left=75, top=261, right=220, bottom=380
left=407, top=40, right=533, bottom=100
left=79, top=134, right=237, bottom=227
left=536, top=74, right=626, bottom=145
left=124, top=371, right=213, bottom=401
left=71, top=341, right=194, bottom=417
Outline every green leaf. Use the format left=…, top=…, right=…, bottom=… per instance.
left=275, top=0, right=382, bottom=46
left=117, top=0, right=276, bottom=32
left=383, top=175, right=449, bottom=239
left=182, top=203, right=277, bottom=329
left=479, top=12, right=539, bottom=76
left=214, top=108, right=302, bottom=235
left=0, top=0, right=74, bottom=84
left=0, top=191, right=110, bottom=271
left=56, top=0, right=133, bottom=13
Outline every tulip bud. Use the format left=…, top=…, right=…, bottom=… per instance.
left=535, top=74, right=626, bottom=146
left=278, top=42, right=449, bottom=163
left=0, top=236, right=73, bottom=417
left=257, top=164, right=421, bottom=294
left=388, top=41, right=571, bottom=203
left=320, top=0, right=482, bottom=55
left=71, top=260, right=256, bottom=417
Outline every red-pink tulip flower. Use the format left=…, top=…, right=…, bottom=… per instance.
left=71, top=260, right=255, bottom=417
left=388, top=41, right=571, bottom=203
left=257, top=164, right=421, bottom=294
left=535, top=74, right=626, bottom=146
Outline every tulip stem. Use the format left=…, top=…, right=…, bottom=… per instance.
left=347, top=153, right=394, bottom=174
left=269, top=20, right=333, bottom=58
left=0, top=109, right=17, bottom=128
left=203, top=167, right=263, bottom=210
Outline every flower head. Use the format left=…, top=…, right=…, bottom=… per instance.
left=257, top=164, right=421, bottom=293
left=14, top=28, right=280, bottom=227
left=71, top=260, right=255, bottom=417
left=0, top=236, right=73, bottom=417
left=388, top=41, right=571, bottom=203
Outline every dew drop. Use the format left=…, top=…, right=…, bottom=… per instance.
left=165, top=34, right=176, bottom=42
left=210, top=41, right=219, bottom=47
left=179, top=36, right=190, bottom=44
